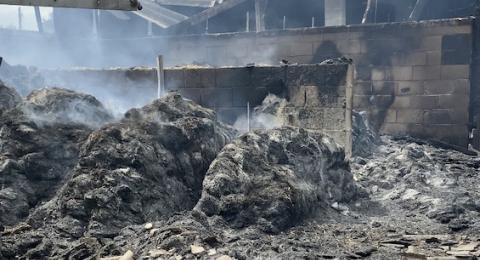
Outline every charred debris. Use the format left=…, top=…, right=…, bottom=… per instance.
left=0, top=59, right=479, bottom=260
left=0, top=0, right=480, bottom=259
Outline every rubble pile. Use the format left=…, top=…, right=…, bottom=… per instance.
left=24, top=88, right=114, bottom=128
left=0, top=87, right=106, bottom=227
left=196, top=127, right=357, bottom=233
left=353, top=136, right=480, bottom=232
left=0, top=93, right=237, bottom=259
left=0, top=83, right=479, bottom=259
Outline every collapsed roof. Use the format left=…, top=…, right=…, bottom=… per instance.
left=133, top=0, right=243, bottom=28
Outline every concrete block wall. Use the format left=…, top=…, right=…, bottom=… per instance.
left=154, top=18, right=473, bottom=147
left=42, top=64, right=351, bottom=147
left=30, top=18, right=477, bottom=148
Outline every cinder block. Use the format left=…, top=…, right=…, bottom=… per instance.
left=287, top=65, right=326, bottom=87
left=325, top=65, right=349, bottom=86
left=391, top=96, right=410, bottom=109
left=354, top=66, right=372, bottom=81
left=413, top=66, right=441, bottom=80
left=419, top=36, right=442, bottom=51
left=347, top=39, right=366, bottom=54
left=423, top=124, right=469, bottom=148
left=372, top=81, right=395, bottom=95
left=286, top=55, right=314, bottom=65
left=441, top=65, right=470, bottom=79
left=185, top=69, right=216, bottom=89
left=423, top=109, right=469, bottom=124
left=216, top=68, right=251, bottom=88
left=395, top=81, right=424, bottom=96
left=390, top=66, right=413, bottom=80
left=380, top=123, right=408, bottom=135
left=232, top=87, right=255, bottom=107
left=322, top=108, right=346, bottom=131
left=200, top=88, right=234, bottom=108
left=426, top=51, right=442, bottom=65
left=164, top=69, right=185, bottom=90
left=441, top=34, right=472, bottom=65
left=371, top=68, right=386, bottom=81
left=396, top=109, right=424, bottom=123
left=392, top=95, right=438, bottom=109
left=370, top=109, right=396, bottom=123
left=372, top=95, right=396, bottom=108
left=353, top=95, right=372, bottom=109
left=289, top=42, right=313, bottom=56
left=206, top=46, right=227, bottom=65
left=437, top=94, right=470, bottom=109
left=424, top=79, right=469, bottom=95
left=411, top=95, right=438, bottom=109
left=423, top=25, right=472, bottom=36
left=404, top=53, right=427, bottom=66
left=353, top=81, right=372, bottom=95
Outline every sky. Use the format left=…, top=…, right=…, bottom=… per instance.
left=0, top=5, right=52, bottom=31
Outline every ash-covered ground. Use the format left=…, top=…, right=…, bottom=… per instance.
left=0, top=71, right=479, bottom=260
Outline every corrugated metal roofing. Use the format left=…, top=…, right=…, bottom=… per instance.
left=132, top=0, right=234, bottom=29
left=133, top=0, right=189, bottom=28
left=155, top=0, right=217, bottom=8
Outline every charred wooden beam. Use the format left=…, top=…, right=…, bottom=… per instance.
left=34, top=6, right=43, bottom=33
left=182, top=0, right=248, bottom=25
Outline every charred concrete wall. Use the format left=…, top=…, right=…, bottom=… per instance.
left=42, top=64, right=352, bottom=149
left=6, top=18, right=475, bottom=147
left=154, top=19, right=473, bottom=148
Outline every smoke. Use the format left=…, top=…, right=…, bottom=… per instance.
left=22, top=87, right=114, bottom=128
left=233, top=113, right=283, bottom=133
left=233, top=94, right=287, bottom=133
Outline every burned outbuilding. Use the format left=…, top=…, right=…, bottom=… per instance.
left=1, top=0, right=480, bottom=259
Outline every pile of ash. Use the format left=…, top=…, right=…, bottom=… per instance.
left=196, top=127, right=357, bottom=233
left=353, top=136, right=480, bottom=232
left=0, top=92, right=237, bottom=259
left=24, top=88, right=113, bottom=128
left=1, top=78, right=478, bottom=259
left=0, top=88, right=361, bottom=259
left=0, top=86, right=108, bottom=228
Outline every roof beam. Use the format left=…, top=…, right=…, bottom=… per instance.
left=180, top=0, right=248, bottom=25
left=133, top=0, right=188, bottom=28
left=0, top=0, right=141, bottom=10
left=155, top=0, right=216, bottom=8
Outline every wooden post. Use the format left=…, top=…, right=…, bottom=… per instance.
left=254, top=0, right=267, bottom=32
left=345, top=64, right=354, bottom=159
left=247, top=102, right=250, bottom=132
left=18, top=7, right=22, bottom=30
left=282, top=16, right=286, bottom=30
left=157, top=55, right=165, bottom=99
left=205, top=18, right=209, bottom=33
left=34, top=6, right=43, bottom=32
